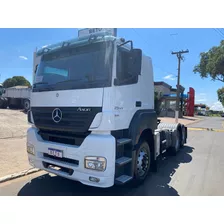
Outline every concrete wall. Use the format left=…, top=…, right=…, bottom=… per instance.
left=154, top=85, right=171, bottom=95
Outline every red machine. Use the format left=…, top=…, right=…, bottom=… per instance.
left=186, top=87, right=195, bottom=116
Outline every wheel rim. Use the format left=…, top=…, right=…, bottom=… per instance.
left=137, top=147, right=150, bottom=177
left=25, top=101, right=30, bottom=110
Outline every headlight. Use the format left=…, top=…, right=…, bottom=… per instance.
left=84, top=156, right=106, bottom=171
left=27, top=143, right=35, bottom=155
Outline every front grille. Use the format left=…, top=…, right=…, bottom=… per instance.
left=31, top=107, right=102, bottom=133
left=38, top=129, right=90, bottom=146
left=43, top=153, right=79, bottom=166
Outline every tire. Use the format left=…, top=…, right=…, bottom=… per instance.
left=23, top=99, right=30, bottom=112
left=0, top=98, right=4, bottom=108
left=180, top=126, right=185, bottom=148
left=169, top=130, right=181, bottom=156
left=8, top=104, right=15, bottom=109
left=3, top=98, right=8, bottom=109
left=133, top=141, right=151, bottom=185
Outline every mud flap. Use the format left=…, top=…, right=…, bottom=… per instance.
left=184, top=127, right=187, bottom=143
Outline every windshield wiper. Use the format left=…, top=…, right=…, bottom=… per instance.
left=54, top=79, right=86, bottom=85
left=33, top=82, right=49, bottom=88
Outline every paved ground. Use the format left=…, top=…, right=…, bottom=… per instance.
left=0, top=109, right=31, bottom=177
left=188, top=116, right=224, bottom=129
left=159, top=116, right=202, bottom=126
left=0, top=116, right=223, bottom=196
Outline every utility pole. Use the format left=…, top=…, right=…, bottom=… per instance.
left=172, top=50, right=189, bottom=123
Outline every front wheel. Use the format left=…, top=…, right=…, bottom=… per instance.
left=133, top=141, right=151, bottom=185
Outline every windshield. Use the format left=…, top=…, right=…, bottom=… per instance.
left=33, top=41, right=114, bottom=92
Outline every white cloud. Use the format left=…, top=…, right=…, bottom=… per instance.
left=210, top=101, right=224, bottom=111
left=19, top=56, right=28, bottom=60
left=196, top=99, right=207, bottom=102
left=163, top=74, right=176, bottom=81
left=42, top=45, right=49, bottom=48
left=196, top=93, right=208, bottom=103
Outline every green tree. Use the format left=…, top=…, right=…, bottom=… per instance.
left=3, top=76, right=31, bottom=88
left=193, top=40, right=224, bottom=82
left=217, top=87, right=224, bottom=106
left=193, top=40, right=224, bottom=106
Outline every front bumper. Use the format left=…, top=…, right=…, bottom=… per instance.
left=27, top=127, right=116, bottom=188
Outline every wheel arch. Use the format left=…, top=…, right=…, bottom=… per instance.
left=128, top=109, right=157, bottom=145
left=128, top=109, right=157, bottom=163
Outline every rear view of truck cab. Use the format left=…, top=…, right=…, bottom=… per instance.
left=27, top=28, right=187, bottom=188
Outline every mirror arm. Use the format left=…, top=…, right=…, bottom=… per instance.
left=118, top=40, right=133, bottom=50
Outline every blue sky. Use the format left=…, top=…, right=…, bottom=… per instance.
left=0, top=28, right=223, bottom=110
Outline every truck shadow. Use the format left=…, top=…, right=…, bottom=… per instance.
left=18, top=146, right=193, bottom=196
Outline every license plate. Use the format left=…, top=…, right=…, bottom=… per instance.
left=48, top=148, right=63, bottom=158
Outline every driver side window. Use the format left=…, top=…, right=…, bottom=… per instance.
left=116, top=47, right=138, bottom=86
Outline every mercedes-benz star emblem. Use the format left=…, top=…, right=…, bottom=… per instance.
left=52, top=108, right=62, bottom=123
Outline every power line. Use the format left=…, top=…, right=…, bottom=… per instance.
left=131, top=28, right=176, bottom=76
left=131, top=28, right=151, bottom=49
left=153, top=64, right=176, bottom=77
left=170, top=33, right=181, bottom=51
left=213, top=28, right=224, bottom=38
left=132, top=28, right=170, bottom=54
left=218, top=28, right=224, bottom=37
left=213, top=28, right=222, bottom=38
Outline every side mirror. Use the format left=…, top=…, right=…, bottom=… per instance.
left=128, top=49, right=142, bottom=76
left=3, top=89, right=5, bottom=94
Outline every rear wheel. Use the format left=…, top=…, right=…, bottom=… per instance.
left=133, top=141, right=151, bottom=185
left=8, top=104, right=15, bottom=109
left=169, top=130, right=181, bottom=156
left=0, top=98, right=4, bottom=108
left=2, top=98, right=8, bottom=109
left=180, top=126, right=185, bottom=148
left=23, top=99, right=30, bottom=112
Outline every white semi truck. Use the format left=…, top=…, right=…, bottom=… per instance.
left=27, top=28, right=187, bottom=188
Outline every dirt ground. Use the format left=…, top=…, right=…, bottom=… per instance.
left=0, top=109, right=31, bottom=177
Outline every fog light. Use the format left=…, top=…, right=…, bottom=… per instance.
left=89, top=176, right=100, bottom=183
left=27, top=143, right=35, bottom=155
left=29, top=158, right=35, bottom=166
left=84, top=156, right=106, bottom=171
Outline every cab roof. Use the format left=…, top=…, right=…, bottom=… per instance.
left=37, top=31, right=118, bottom=57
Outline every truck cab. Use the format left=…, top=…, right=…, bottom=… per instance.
left=27, top=28, right=187, bottom=188
left=0, top=84, right=7, bottom=109
left=0, top=84, right=4, bottom=96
